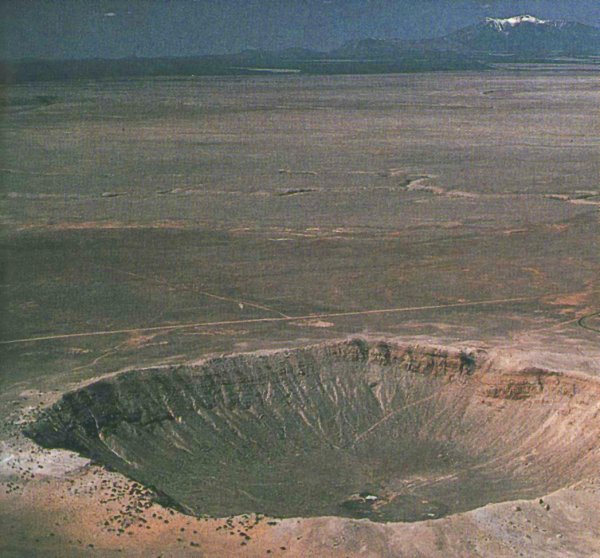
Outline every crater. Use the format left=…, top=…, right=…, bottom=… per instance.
left=25, top=339, right=600, bottom=523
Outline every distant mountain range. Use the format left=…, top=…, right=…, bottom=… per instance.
left=3, top=15, right=600, bottom=83
left=336, top=15, right=600, bottom=58
left=440, top=15, right=600, bottom=55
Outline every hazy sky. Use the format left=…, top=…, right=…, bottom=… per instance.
left=2, top=1, right=600, bottom=60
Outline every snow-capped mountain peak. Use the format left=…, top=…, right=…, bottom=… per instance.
left=442, top=13, right=600, bottom=56
left=484, top=15, right=555, bottom=32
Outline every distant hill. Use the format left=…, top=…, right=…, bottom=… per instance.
left=2, top=15, right=599, bottom=83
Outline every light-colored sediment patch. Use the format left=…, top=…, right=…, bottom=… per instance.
left=502, top=228, right=529, bottom=235
left=446, top=189, right=479, bottom=198
left=182, top=328, right=250, bottom=337
left=546, top=292, right=591, bottom=307
left=290, top=320, right=335, bottom=328
left=543, top=281, right=598, bottom=310
left=544, top=223, right=570, bottom=233
left=545, top=191, right=600, bottom=206
left=123, top=333, right=166, bottom=349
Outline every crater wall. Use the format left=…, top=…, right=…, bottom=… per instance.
left=25, top=339, right=600, bottom=522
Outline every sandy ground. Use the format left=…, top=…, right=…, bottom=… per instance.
left=2, top=443, right=599, bottom=557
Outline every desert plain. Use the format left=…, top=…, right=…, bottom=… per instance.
left=1, top=70, right=599, bottom=556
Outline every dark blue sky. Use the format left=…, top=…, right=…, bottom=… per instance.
left=2, top=1, right=600, bottom=60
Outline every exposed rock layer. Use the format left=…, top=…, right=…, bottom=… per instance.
left=25, top=339, right=600, bottom=522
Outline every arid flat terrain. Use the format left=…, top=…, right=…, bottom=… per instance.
left=1, top=71, right=599, bottom=556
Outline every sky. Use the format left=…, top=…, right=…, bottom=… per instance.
left=2, top=1, right=600, bottom=60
